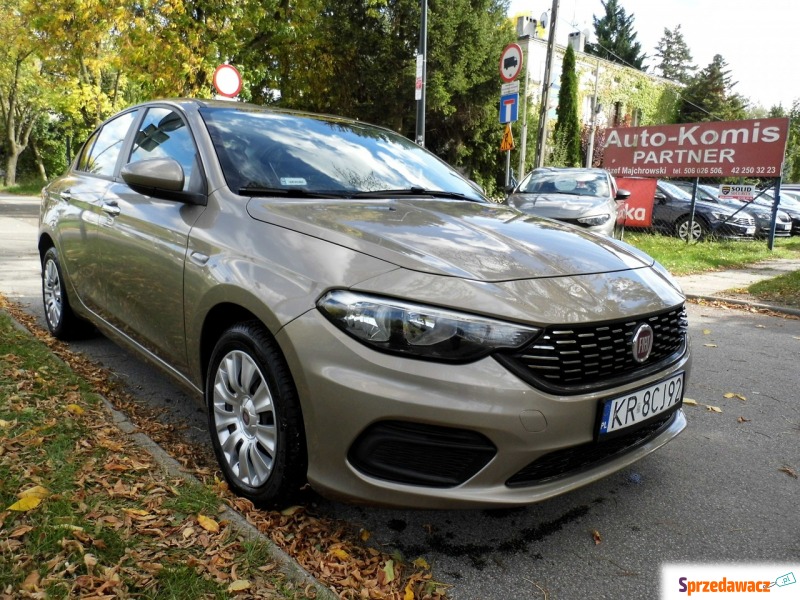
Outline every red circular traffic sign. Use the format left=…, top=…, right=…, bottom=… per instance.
left=499, top=43, right=524, bottom=83
left=213, top=64, right=242, bottom=98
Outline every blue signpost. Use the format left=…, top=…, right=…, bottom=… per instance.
left=499, top=93, right=519, bottom=124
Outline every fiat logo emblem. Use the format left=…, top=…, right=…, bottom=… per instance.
left=631, top=323, right=654, bottom=363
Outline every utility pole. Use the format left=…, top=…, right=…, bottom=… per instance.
left=534, top=0, right=560, bottom=168
left=517, top=34, right=532, bottom=180
left=415, top=0, right=428, bottom=147
left=585, top=58, right=600, bottom=167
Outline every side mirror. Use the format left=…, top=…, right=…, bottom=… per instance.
left=121, top=158, right=184, bottom=192
left=654, top=192, right=667, bottom=204
left=615, top=189, right=631, bottom=201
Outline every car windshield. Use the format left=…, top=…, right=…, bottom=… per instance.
left=675, top=183, right=718, bottom=202
left=659, top=181, right=692, bottom=199
left=755, top=190, right=800, bottom=208
left=518, top=171, right=610, bottom=198
left=199, top=107, right=485, bottom=201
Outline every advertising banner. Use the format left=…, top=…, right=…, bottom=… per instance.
left=602, top=118, right=789, bottom=178
left=616, top=177, right=658, bottom=227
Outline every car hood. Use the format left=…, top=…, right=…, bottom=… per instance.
left=246, top=198, right=653, bottom=282
left=507, top=193, right=612, bottom=219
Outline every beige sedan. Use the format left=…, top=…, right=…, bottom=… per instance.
left=39, top=99, right=690, bottom=508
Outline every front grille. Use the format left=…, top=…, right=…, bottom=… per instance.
left=728, top=216, right=756, bottom=226
left=496, top=306, right=687, bottom=395
left=506, top=411, right=676, bottom=487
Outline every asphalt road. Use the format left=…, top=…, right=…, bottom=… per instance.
left=2, top=194, right=798, bottom=599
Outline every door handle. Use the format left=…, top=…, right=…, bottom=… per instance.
left=102, top=200, right=121, bottom=217
left=59, top=190, right=72, bottom=202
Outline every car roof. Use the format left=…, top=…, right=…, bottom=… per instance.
left=531, top=167, right=609, bottom=176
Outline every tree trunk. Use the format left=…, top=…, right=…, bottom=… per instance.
left=4, top=152, right=20, bottom=187
left=31, top=138, right=47, bottom=181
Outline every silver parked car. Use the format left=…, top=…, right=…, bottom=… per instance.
left=39, top=99, right=690, bottom=508
left=505, top=167, right=630, bottom=238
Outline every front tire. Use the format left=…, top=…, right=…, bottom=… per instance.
left=206, top=322, right=307, bottom=506
left=41, top=247, right=85, bottom=339
left=675, top=216, right=708, bottom=242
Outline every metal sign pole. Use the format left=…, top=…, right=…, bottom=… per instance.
left=687, top=177, right=699, bottom=244
left=415, top=0, right=428, bottom=146
left=768, top=177, right=781, bottom=251
left=534, top=0, right=560, bottom=168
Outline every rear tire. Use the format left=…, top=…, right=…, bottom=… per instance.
left=41, top=247, right=85, bottom=339
left=206, top=321, right=307, bottom=507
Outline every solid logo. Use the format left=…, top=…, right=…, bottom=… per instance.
left=632, top=324, right=654, bottom=363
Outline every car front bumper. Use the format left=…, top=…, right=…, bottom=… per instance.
left=277, top=309, right=690, bottom=509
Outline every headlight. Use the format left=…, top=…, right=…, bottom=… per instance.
left=317, top=290, right=540, bottom=362
left=710, top=211, right=729, bottom=221
left=577, top=213, right=610, bottom=226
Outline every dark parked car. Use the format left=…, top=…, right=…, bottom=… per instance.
left=39, top=99, right=690, bottom=508
left=671, top=181, right=792, bottom=239
left=754, top=189, right=800, bottom=235
left=651, top=181, right=756, bottom=241
left=505, top=167, right=630, bottom=238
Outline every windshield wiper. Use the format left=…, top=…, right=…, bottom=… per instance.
left=237, top=186, right=347, bottom=199
left=350, top=187, right=479, bottom=201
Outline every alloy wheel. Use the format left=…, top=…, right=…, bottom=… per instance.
left=212, top=350, right=278, bottom=487
left=43, top=258, right=63, bottom=329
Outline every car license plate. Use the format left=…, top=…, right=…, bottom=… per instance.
left=745, top=226, right=756, bottom=235
left=598, top=372, right=684, bottom=437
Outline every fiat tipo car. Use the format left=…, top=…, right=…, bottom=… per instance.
left=39, top=99, right=690, bottom=508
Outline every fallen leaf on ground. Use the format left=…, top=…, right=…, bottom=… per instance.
left=197, top=514, right=220, bottom=533
left=7, top=496, right=42, bottom=512
left=683, top=398, right=698, bottom=406
left=228, top=580, right=251, bottom=592
left=591, top=529, right=602, bottom=545
left=703, top=343, right=718, bottom=348
left=413, top=557, right=430, bottom=570
left=706, top=406, right=722, bottom=413
left=18, top=485, right=50, bottom=500
left=737, top=416, right=751, bottom=423
left=703, top=329, right=712, bottom=335
left=778, top=466, right=798, bottom=479
left=21, top=571, right=40, bottom=592
left=404, top=582, right=416, bottom=600
left=380, top=560, right=395, bottom=584
left=66, top=403, right=85, bottom=415
left=330, top=548, right=350, bottom=560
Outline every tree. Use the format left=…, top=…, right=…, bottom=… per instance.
left=286, top=0, right=417, bottom=131
left=678, top=54, right=747, bottom=123
left=653, top=25, right=695, bottom=84
left=0, top=0, right=50, bottom=185
left=586, top=0, right=647, bottom=70
left=777, top=101, right=800, bottom=183
left=551, top=45, right=581, bottom=167
left=422, top=0, right=516, bottom=191
left=281, top=0, right=515, bottom=193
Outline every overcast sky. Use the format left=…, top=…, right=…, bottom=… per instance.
left=507, top=0, right=798, bottom=111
